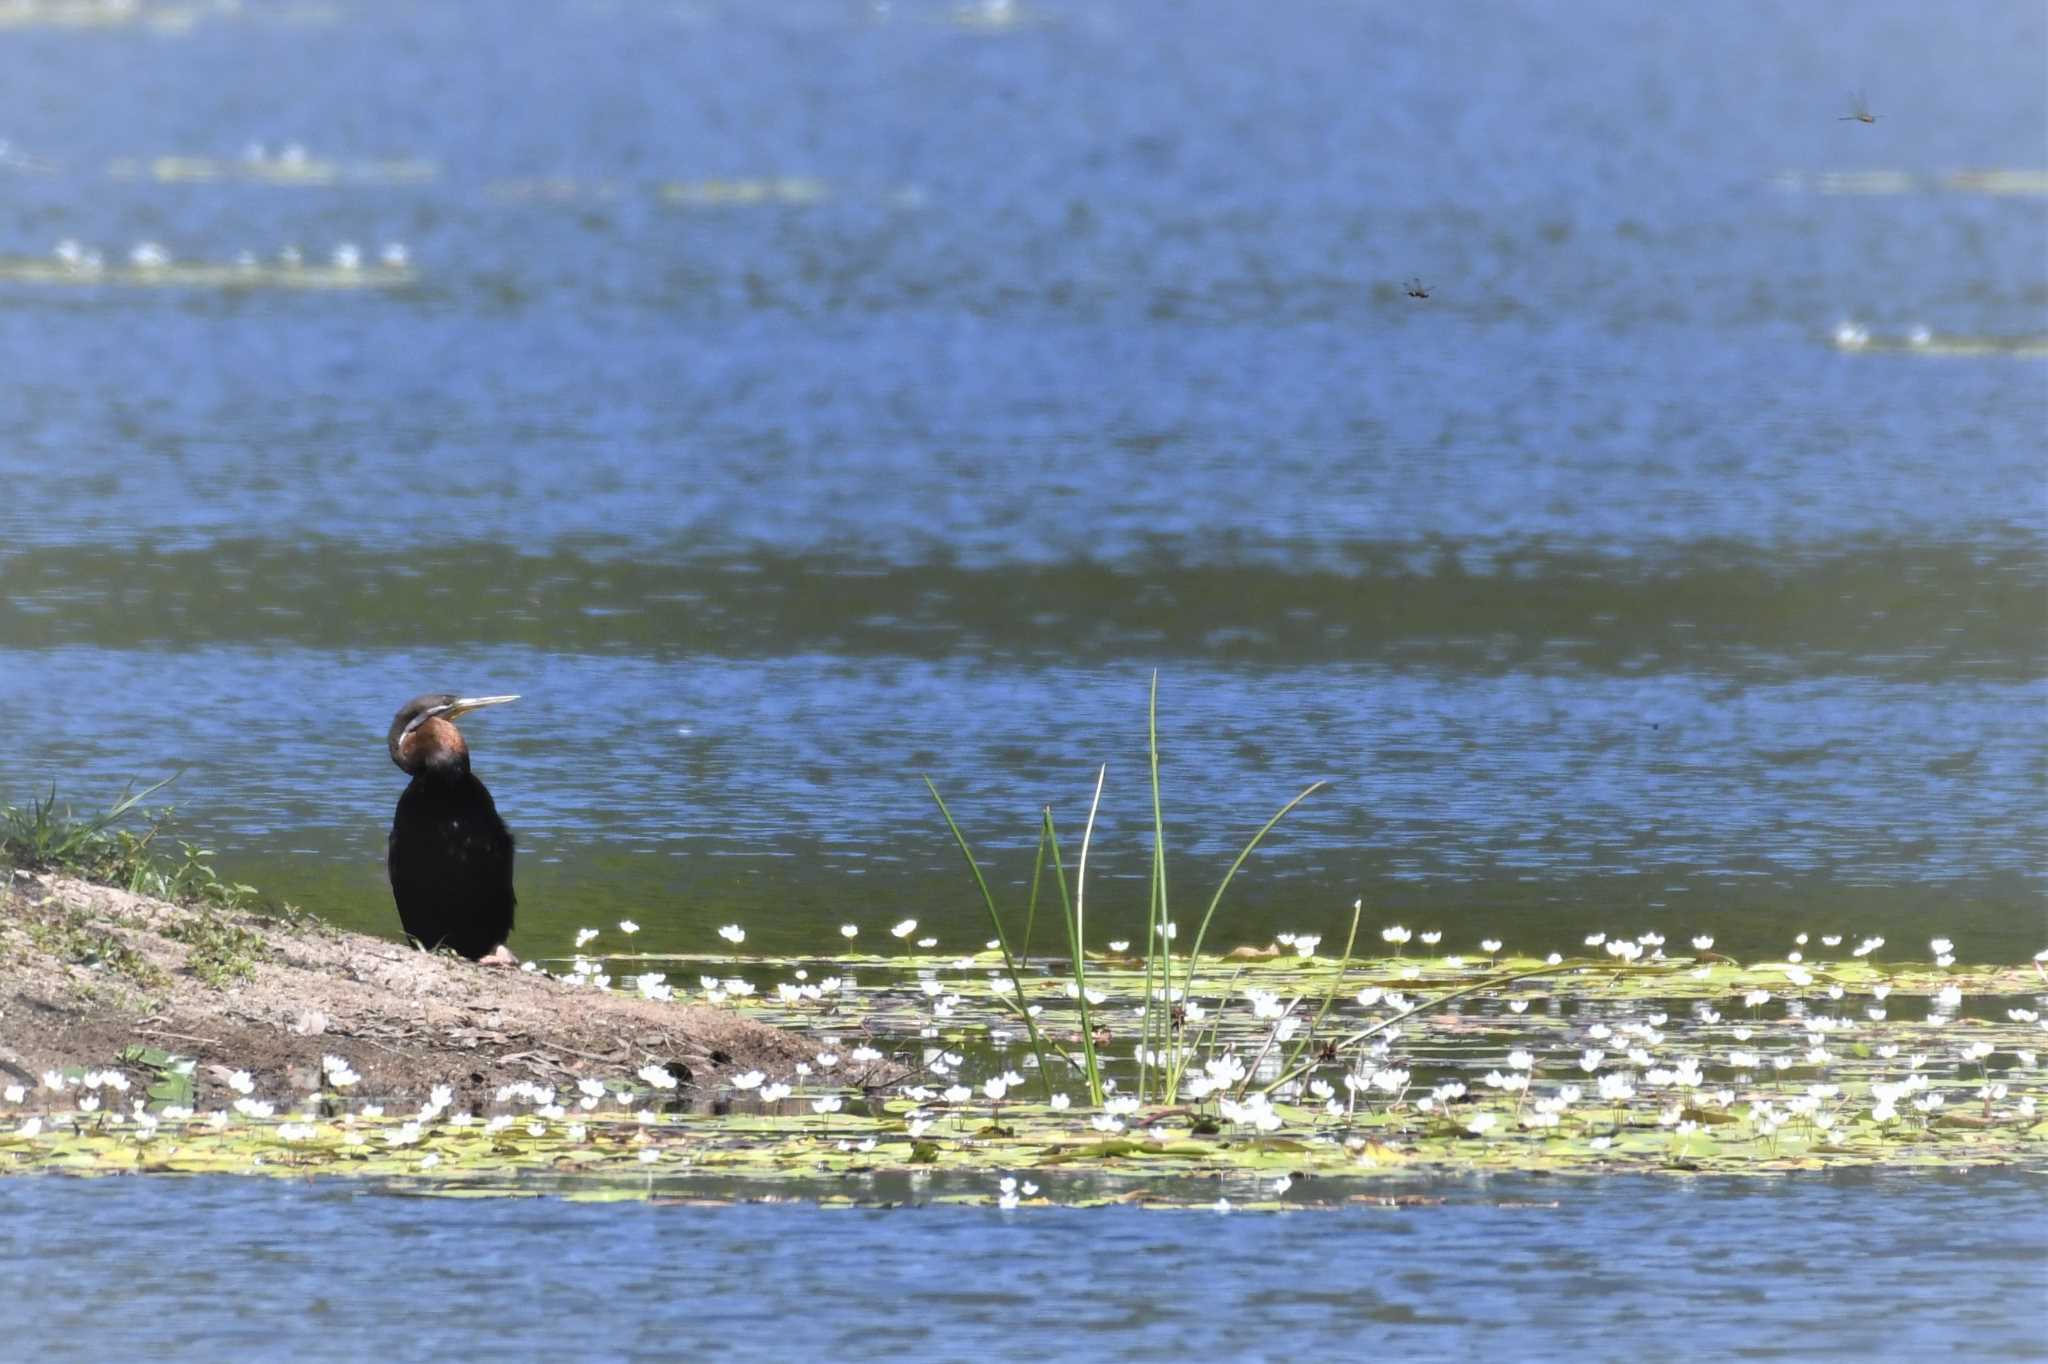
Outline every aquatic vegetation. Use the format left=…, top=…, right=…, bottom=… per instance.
left=107, top=149, right=435, bottom=186
left=3, top=936, right=2042, bottom=1202
left=1769, top=168, right=2048, bottom=197
left=926, top=675, right=1324, bottom=1106
left=659, top=177, right=827, bottom=208
left=0, top=243, right=415, bottom=291
left=1, top=781, right=257, bottom=912
left=5, top=769, right=2043, bottom=1205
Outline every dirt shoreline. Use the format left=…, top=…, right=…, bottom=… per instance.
left=0, top=871, right=812, bottom=1107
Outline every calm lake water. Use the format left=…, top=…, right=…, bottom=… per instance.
left=0, top=2, right=2043, bottom=965
left=3, top=1171, right=2043, bottom=1360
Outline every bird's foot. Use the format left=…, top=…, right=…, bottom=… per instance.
left=478, top=944, right=520, bottom=968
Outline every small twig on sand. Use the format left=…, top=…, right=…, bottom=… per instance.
left=136, top=1027, right=222, bottom=1047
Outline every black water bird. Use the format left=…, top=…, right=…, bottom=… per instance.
left=386, top=692, right=520, bottom=963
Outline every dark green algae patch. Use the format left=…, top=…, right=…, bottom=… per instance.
left=4, top=949, right=2044, bottom=1206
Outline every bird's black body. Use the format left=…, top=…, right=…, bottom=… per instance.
left=386, top=692, right=517, bottom=960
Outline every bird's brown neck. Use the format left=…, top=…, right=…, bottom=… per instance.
left=398, top=716, right=470, bottom=777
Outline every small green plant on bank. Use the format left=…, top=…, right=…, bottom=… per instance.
left=164, top=906, right=270, bottom=987
left=23, top=899, right=173, bottom=997
left=1, top=780, right=257, bottom=911
left=4, top=780, right=270, bottom=988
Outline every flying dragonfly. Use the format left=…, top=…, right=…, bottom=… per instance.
left=1404, top=278, right=1431, bottom=299
left=1838, top=90, right=1878, bottom=124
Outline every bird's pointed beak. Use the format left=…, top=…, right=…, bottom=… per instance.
left=437, top=694, right=519, bottom=720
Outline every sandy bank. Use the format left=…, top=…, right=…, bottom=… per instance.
left=0, top=871, right=812, bottom=1105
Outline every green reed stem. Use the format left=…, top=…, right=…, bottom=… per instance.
left=1163, top=778, right=1326, bottom=1101
left=1060, top=765, right=1108, bottom=1104
left=1258, top=960, right=1602, bottom=1097
left=923, top=777, right=1055, bottom=1101
left=1274, top=895, right=1365, bottom=1084
left=1140, top=672, right=1168, bottom=1102
left=1019, top=816, right=1047, bottom=968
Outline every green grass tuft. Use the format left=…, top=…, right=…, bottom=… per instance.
left=164, top=906, right=271, bottom=988
left=1, top=780, right=259, bottom=911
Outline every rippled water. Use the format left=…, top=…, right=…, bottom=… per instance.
left=3, top=1171, right=2042, bottom=1359
left=0, top=0, right=2043, bottom=961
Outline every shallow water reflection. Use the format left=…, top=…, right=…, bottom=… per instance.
left=2, top=1171, right=2041, bottom=1359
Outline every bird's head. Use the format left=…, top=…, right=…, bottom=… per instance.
left=388, top=693, right=518, bottom=776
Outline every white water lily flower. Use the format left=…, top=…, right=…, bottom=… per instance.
left=1218, top=1094, right=1284, bottom=1132
left=227, top=1071, right=255, bottom=1096
left=1, top=1085, right=22, bottom=1104
left=575, top=928, right=599, bottom=948
left=1049, top=1093, right=1071, bottom=1111
left=840, top=924, right=858, bottom=939
left=810, top=1095, right=842, bottom=1115
left=637, top=1064, right=678, bottom=1090
left=1108, top=940, right=1129, bottom=952
left=1465, top=1113, right=1496, bottom=1136
left=1935, top=985, right=1963, bottom=1010
left=1419, top=931, right=1441, bottom=945
left=888, top=919, right=918, bottom=939
left=1091, top=1114, right=1126, bottom=1133
left=1247, top=989, right=1289, bottom=1021
left=717, top=924, right=744, bottom=945
left=732, top=1071, right=765, bottom=1091
left=619, top=919, right=640, bottom=935
left=759, top=1083, right=792, bottom=1102
left=1381, top=926, right=1411, bottom=945
left=943, top=1085, right=971, bottom=1104
left=1480, top=938, right=1503, bottom=953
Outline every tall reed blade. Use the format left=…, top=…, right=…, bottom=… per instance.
left=1057, top=767, right=1108, bottom=1103
left=923, top=777, right=1055, bottom=1099
left=1141, top=671, right=1170, bottom=1101
left=1161, top=777, right=1326, bottom=1101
